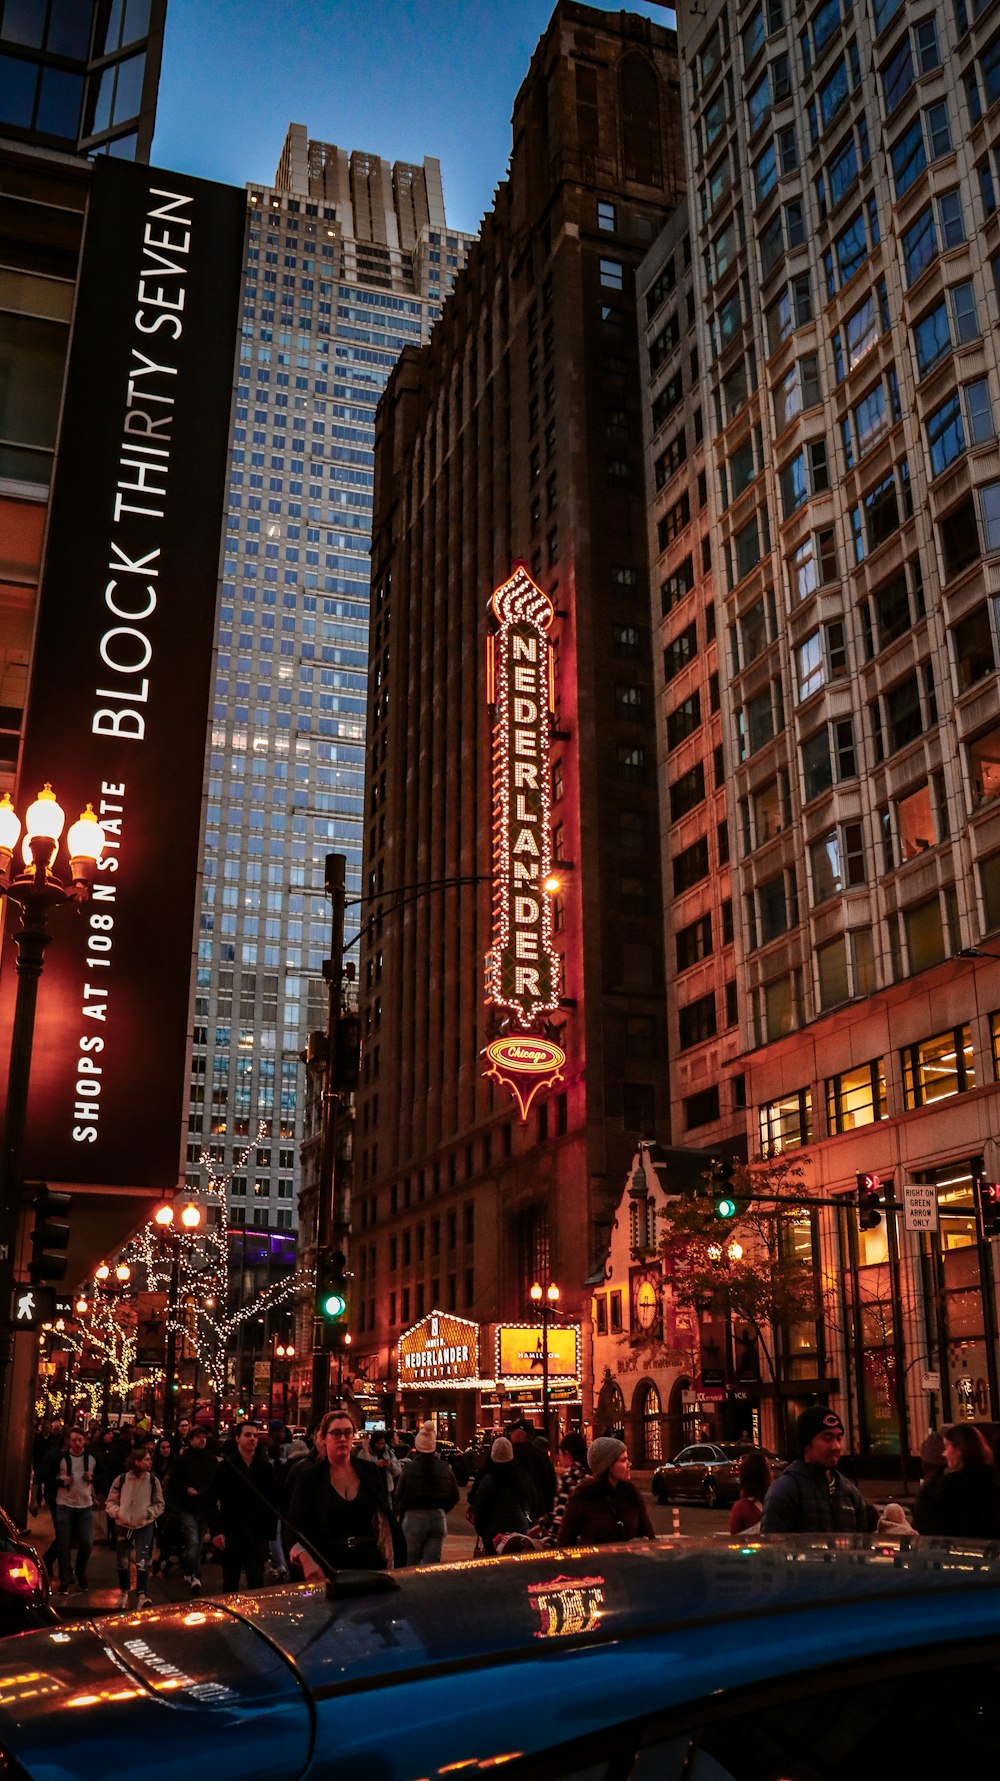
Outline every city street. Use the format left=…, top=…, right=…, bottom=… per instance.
left=25, top=1475, right=735, bottom=1623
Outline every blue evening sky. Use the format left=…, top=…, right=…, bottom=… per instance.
left=153, top=1, right=676, bottom=238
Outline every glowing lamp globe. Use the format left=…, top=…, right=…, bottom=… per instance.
left=0, top=794, right=21, bottom=859
left=67, top=804, right=105, bottom=867
left=22, top=784, right=64, bottom=867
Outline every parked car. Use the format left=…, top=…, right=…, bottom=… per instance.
left=0, top=1502, right=55, bottom=1639
left=651, top=1441, right=785, bottom=1507
left=2, top=1538, right=1000, bottom=1775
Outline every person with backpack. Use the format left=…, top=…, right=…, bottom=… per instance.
left=45, top=1427, right=98, bottom=1598
left=469, top=1438, right=535, bottom=1555
left=106, top=1441, right=164, bottom=1611
left=394, top=1423, right=459, bottom=1564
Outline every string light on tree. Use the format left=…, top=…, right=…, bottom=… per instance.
left=121, top=1121, right=314, bottom=1405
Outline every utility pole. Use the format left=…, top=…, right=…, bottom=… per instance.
left=311, top=852, right=346, bottom=1423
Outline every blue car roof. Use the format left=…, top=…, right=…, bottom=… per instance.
left=2, top=1539, right=1000, bottom=1781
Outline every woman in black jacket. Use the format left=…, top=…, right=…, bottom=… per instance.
left=468, top=1438, right=533, bottom=1555
left=913, top=1423, right=1000, bottom=1538
left=287, top=1407, right=405, bottom=1576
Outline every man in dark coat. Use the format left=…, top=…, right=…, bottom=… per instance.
left=506, top=1417, right=557, bottom=1519
left=760, top=1406, right=867, bottom=1533
left=210, top=1422, right=278, bottom=1590
left=166, top=1424, right=219, bottom=1593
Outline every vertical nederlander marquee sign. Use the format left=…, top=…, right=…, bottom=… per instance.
left=484, top=565, right=565, bottom=1118
left=0, top=157, right=245, bottom=1189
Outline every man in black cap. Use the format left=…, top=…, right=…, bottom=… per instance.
left=760, top=1406, right=867, bottom=1533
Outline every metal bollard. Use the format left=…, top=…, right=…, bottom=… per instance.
left=671, top=1505, right=681, bottom=1539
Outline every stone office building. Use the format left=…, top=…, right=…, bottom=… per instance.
left=671, top=0, right=1000, bottom=1458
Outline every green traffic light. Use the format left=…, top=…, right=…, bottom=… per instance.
left=716, top=1196, right=737, bottom=1219
left=321, top=1290, right=347, bottom=1320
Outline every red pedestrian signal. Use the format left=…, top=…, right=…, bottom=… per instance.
left=856, top=1172, right=882, bottom=1230
left=975, top=1176, right=1000, bottom=1240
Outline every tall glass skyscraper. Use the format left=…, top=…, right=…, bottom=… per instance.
left=184, top=126, right=473, bottom=1242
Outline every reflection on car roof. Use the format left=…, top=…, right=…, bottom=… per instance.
left=231, top=1536, right=1000, bottom=1699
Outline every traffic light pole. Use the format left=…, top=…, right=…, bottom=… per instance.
left=882, top=1180, right=912, bottom=1491
left=0, top=901, right=54, bottom=1507
left=311, top=852, right=346, bottom=1423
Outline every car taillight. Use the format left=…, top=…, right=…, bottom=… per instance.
left=0, top=1554, right=42, bottom=1597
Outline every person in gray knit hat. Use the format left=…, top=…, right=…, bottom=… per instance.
left=556, top=1436, right=654, bottom=1546
left=760, top=1406, right=867, bottom=1534
left=468, top=1437, right=534, bottom=1554
left=394, top=1423, right=459, bottom=1565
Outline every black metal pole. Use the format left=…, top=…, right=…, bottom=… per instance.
left=978, top=1226, right=1000, bottom=1420
left=312, top=852, right=346, bottom=1423
left=164, top=1240, right=179, bottom=1436
left=541, top=1308, right=550, bottom=1443
left=844, top=1204, right=868, bottom=1459
left=883, top=1183, right=912, bottom=1490
left=0, top=904, right=52, bottom=1449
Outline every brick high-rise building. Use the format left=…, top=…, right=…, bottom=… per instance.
left=355, top=2, right=685, bottom=1437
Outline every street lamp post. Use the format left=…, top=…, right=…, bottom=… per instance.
left=530, top=1280, right=560, bottom=1444
left=0, top=787, right=104, bottom=1462
left=93, top=1260, right=131, bottom=1430
left=154, top=1200, right=202, bottom=1434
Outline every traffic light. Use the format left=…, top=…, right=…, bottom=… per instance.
left=334, top=1014, right=362, bottom=1093
left=975, top=1175, right=1000, bottom=1240
left=711, top=1157, right=738, bottom=1220
left=316, top=1248, right=349, bottom=1324
left=856, top=1172, right=882, bottom=1231
left=26, top=1184, right=71, bottom=1282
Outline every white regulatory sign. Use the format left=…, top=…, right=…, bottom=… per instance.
left=903, top=1183, right=939, bottom=1231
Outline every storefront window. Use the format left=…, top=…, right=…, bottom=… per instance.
left=781, top=1212, right=820, bottom=1378
left=913, top=1162, right=990, bottom=1423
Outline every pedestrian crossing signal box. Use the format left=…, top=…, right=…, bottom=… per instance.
left=10, top=1286, right=56, bottom=1328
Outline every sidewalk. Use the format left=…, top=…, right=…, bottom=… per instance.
left=27, top=1505, right=479, bottom=1621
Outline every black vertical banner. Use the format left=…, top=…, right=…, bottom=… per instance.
left=0, top=156, right=245, bottom=1189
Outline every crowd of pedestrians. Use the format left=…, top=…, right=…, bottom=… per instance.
left=31, top=1400, right=1000, bottom=1607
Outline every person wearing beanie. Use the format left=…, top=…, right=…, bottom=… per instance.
left=468, top=1436, right=534, bottom=1554
left=394, top=1423, right=459, bottom=1565
left=759, top=1406, right=867, bottom=1533
left=555, top=1435, right=654, bottom=1546
left=369, top=1429, right=402, bottom=1498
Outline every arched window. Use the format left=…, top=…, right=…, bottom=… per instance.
left=636, top=1379, right=663, bottom=1462
left=620, top=53, right=662, bottom=186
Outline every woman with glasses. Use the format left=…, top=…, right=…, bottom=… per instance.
left=287, top=1406, right=405, bottom=1577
